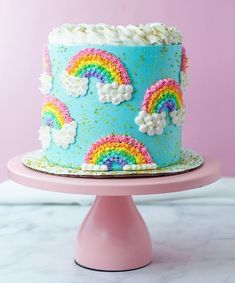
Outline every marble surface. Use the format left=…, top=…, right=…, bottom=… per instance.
left=0, top=179, right=235, bottom=283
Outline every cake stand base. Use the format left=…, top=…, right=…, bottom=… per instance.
left=7, top=154, right=221, bottom=272
left=75, top=196, right=151, bottom=271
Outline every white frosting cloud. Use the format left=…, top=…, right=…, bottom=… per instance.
left=170, top=106, right=186, bottom=127
left=61, top=71, right=88, bottom=97
left=180, top=71, right=189, bottom=89
left=38, top=126, right=51, bottom=149
left=52, top=121, right=77, bottom=149
left=135, top=111, right=167, bottom=136
left=61, top=71, right=134, bottom=105
left=39, top=72, right=53, bottom=95
left=97, top=82, right=133, bottom=105
left=123, top=163, right=157, bottom=171
left=81, top=163, right=157, bottom=172
left=49, top=23, right=182, bottom=46
left=81, top=164, right=108, bottom=171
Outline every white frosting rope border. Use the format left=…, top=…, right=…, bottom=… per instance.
left=49, top=23, right=182, bottom=46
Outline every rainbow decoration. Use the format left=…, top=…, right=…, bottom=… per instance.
left=135, top=78, right=185, bottom=136
left=62, top=48, right=134, bottom=104
left=42, top=44, right=52, bottom=76
left=181, top=46, right=189, bottom=73
left=42, top=96, right=73, bottom=129
left=180, top=46, right=189, bottom=89
left=142, top=78, right=183, bottom=114
left=39, top=96, right=77, bottom=149
left=81, top=135, right=157, bottom=171
left=66, top=48, right=130, bottom=85
left=39, top=45, right=53, bottom=95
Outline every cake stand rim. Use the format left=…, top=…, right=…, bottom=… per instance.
left=7, top=153, right=221, bottom=196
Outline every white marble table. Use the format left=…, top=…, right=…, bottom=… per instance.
left=0, top=179, right=235, bottom=283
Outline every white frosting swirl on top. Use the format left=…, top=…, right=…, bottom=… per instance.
left=49, top=23, right=182, bottom=46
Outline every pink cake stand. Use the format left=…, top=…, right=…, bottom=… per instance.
left=7, top=154, right=221, bottom=272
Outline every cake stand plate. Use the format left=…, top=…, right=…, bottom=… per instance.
left=21, top=148, right=204, bottom=178
left=7, top=154, right=221, bottom=272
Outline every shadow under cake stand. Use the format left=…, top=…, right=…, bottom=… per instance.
left=7, top=154, right=221, bottom=272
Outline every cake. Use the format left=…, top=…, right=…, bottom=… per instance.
left=38, top=23, right=189, bottom=175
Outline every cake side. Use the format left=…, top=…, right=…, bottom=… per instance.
left=38, top=23, right=189, bottom=173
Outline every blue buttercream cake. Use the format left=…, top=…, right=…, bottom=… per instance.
left=38, top=23, right=189, bottom=173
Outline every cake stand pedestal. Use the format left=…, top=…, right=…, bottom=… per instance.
left=7, top=154, right=220, bottom=272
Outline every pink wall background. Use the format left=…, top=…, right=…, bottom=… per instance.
left=0, top=0, right=234, bottom=181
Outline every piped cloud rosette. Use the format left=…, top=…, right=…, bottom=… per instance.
left=135, top=111, right=167, bottom=136
left=81, top=135, right=157, bottom=172
left=180, top=46, right=189, bottom=89
left=39, top=45, right=53, bottom=95
left=61, top=72, right=88, bottom=97
left=39, top=96, right=77, bottom=149
left=61, top=48, right=134, bottom=105
left=135, top=78, right=185, bottom=136
left=38, top=126, right=51, bottom=149
left=170, top=106, right=186, bottom=127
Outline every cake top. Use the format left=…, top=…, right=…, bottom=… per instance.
left=48, top=23, right=182, bottom=46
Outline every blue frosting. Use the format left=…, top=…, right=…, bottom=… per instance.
left=45, top=44, right=182, bottom=169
